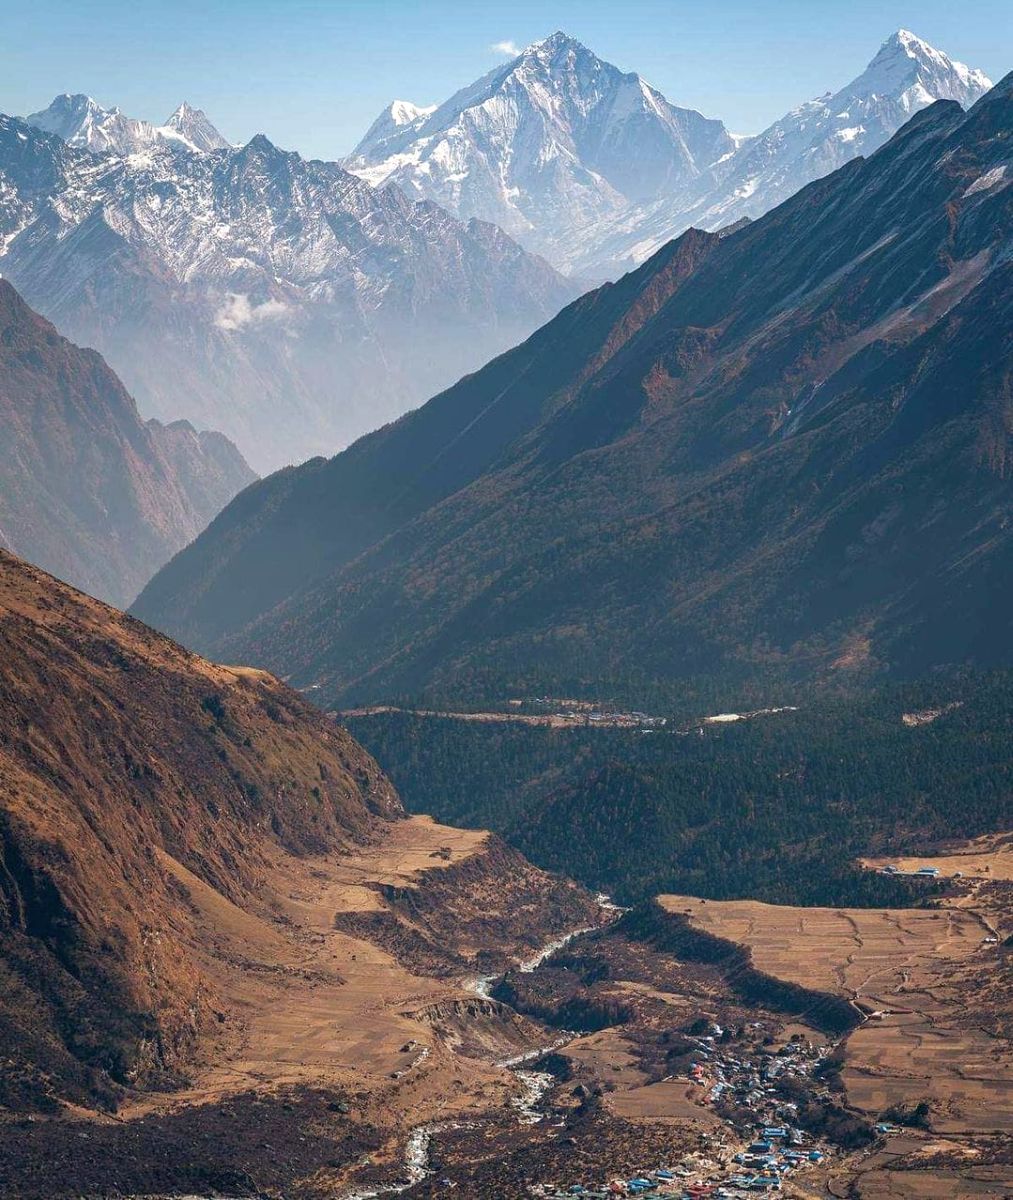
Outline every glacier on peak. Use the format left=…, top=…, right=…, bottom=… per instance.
left=346, top=28, right=992, bottom=279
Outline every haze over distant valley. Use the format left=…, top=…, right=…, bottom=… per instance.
left=1, top=98, right=577, bottom=471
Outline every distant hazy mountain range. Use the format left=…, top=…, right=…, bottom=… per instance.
left=0, top=106, right=577, bottom=472
left=346, top=30, right=991, bottom=278
left=135, top=73, right=1013, bottom=704
left=27, top=93, right=233, bottom=154
left=0, top=281, right=254, bottom=607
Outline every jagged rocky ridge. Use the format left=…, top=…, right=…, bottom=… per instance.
left=0, top=281, right=254, bottom=607
left=1, top=108, right=577, bottom=471
left=134, top=75, right=1013, bottom=702
left=27, top=93, right=232, bottom=154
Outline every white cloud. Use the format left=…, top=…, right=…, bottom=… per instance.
left=214, top=293, right=290, bottom=332
left=490, top=39, right=521, bottom=57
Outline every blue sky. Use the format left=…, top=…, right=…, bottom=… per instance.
left=4, top=0, right=1010, bottom=158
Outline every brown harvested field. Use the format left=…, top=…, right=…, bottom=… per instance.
left=657, top=888, right=1013, bottom=1137
left=338, top=704, right=580, bottom=727
left=606, top=1077, right=723, bottom=1126
left=853, top=1167, right=1013, bottom=1197
left=850, top=1134, right=1013, bottom=1199
left=562, top=1026, right=721, bottom=1129
left=337, top=704, right=654, bottom=729
left=844, top=1017, right=1013, bottom=1134
left=658, top=895, right=985, bottom=998
left=565, top=1026, right=648, bottom=1091
left=281, top=813, right=490, bottom=915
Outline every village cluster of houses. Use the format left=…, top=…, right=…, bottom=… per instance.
left=519, top=697, right=667, bottom=728
left=532, top=1034, right=834, bottom=1198
left=534, top=1127, right=824, bottom=1197
left=878, top=864, right=943, bottom=878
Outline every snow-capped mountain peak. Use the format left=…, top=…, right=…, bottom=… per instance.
left=352, top=98, right=437, bottom=160
left=845, top=28, right=992, bottom=112
left=163, top=101, right=231, bottom=151
left=26, top=93, right=231, bottom=156
left=522, top=29, right=586, bottom=60
left=27, top=93, right=153, bottom=155
left=0, top=111, right=576, bottom=471
left=29, top=92, right=106, bottom=135
left=345, top=30, right=734, bottom=268
left=571, top=29, right=994, bottom=279
left=389, top=99, right=436, bottom=125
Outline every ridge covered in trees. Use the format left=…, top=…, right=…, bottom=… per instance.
left=346, top=673, right=1013, bottom=906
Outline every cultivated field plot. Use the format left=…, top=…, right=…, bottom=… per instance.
left=844, top=1016, right=1013, bottom=1133
left=284, top=813, right=489, bottom=915
left=856, top=1170, right=1013, bottom=1197
left=657, top=891, right=1013, bottom=1136
left=853, top=1153, right=1013, bottom=1200
left=659, top=895, right=985, bottom=998
left=565, top=1026, right=648, bottom=1092
left=607, top=1077, right=724, bottom=1126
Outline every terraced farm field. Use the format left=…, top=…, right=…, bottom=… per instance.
left=658, top=896, right=986, bottom=1002
left=658, top=892, right=1010, bottom=1125
left=658, top=866, right=1013, bottom=1197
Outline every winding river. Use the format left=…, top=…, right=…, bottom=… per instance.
left=343, top=897, right=623, bottom=1196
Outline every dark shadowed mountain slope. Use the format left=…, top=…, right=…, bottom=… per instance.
left=345, top=673, right=1013, bottom=908
left=0, top=281, right=255, bottom=607
left=134, top=78, right=1013, bottom=706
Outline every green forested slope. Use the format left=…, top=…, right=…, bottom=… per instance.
left=346, top=674, right=1013, bottom=905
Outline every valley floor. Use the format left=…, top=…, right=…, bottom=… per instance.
left=2, top=825, right=1009, bottom=1199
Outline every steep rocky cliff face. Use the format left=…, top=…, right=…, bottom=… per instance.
left=0, top=550, right=398, bottom=1112
left=0, top=281, right=255, bottom=606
